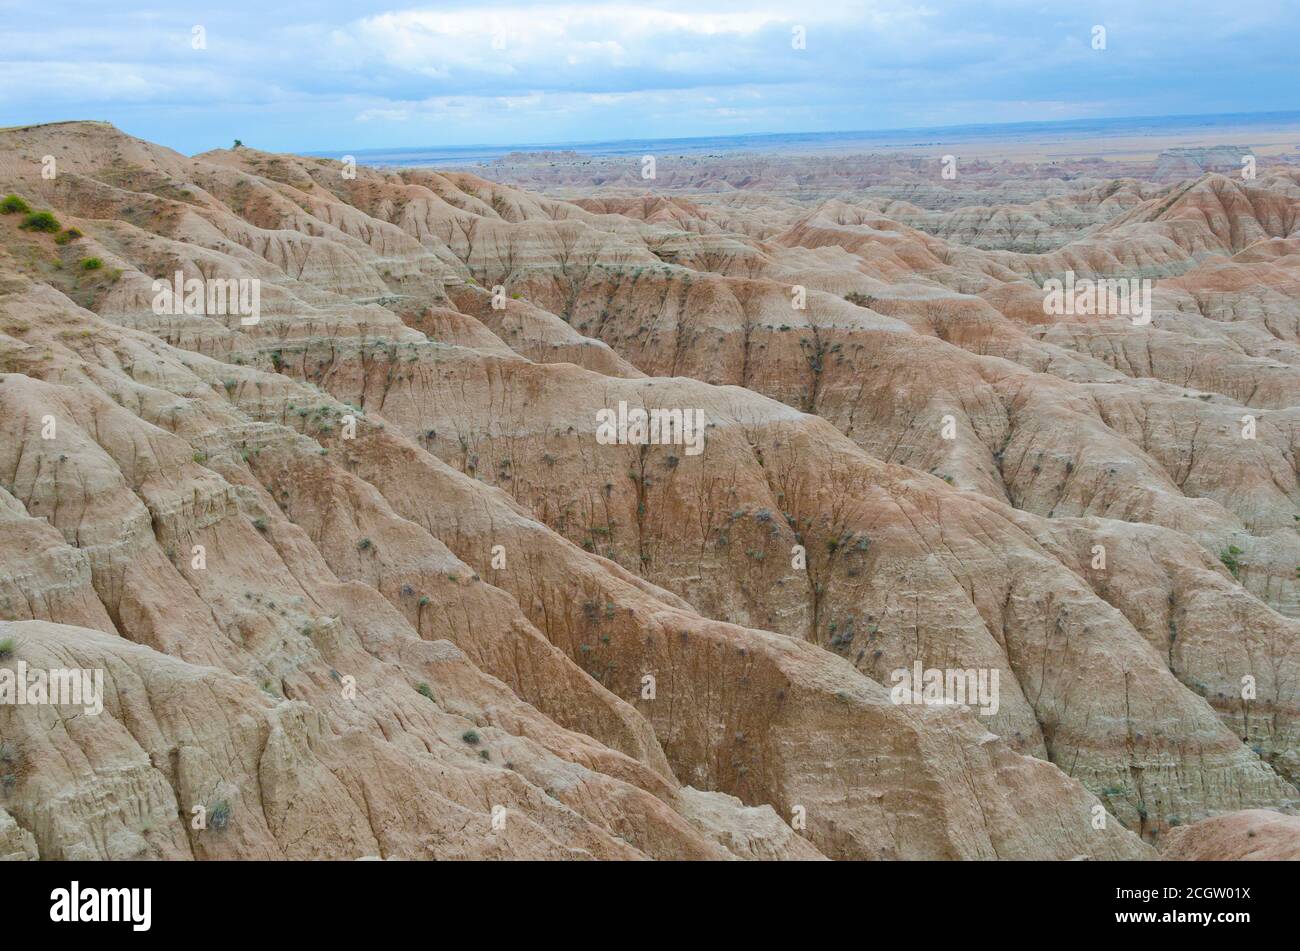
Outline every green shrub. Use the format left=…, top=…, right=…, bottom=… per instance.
left=80, top=257, right=103, bottom=271
left=0, top=637, right=15, bottom=660
left=209, top=798, right=232, bottom=831
left=461, top=729, right=481, bottom=745
left=1219, top=546, right=1243, bottom=578
left=0, top=194, right=30, bottom=214
left=19, top=211, right=60, bottom=233
left=416, top=682, right=435, bottom=701
left=54, top=227, right=82, bottom=245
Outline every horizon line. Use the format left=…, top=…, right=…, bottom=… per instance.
left=301, top=107, right=1300, bottom=159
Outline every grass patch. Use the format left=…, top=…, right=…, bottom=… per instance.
left=0, top=194, right=30, bottom=214
left=19, top=211, right=60, bottom=233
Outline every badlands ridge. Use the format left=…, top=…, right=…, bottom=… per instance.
left=0, top=121, right=1298, bottom=860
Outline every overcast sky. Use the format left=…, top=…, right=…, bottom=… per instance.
left=2, top=1, right=1297, bottom=154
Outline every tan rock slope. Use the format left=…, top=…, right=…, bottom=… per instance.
left=1159, top=809, right=1300, bottom=860
left=0, top=120, right=1297, bottom=860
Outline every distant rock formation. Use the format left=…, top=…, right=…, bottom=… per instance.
left=493, top=149, right=584, bottom=165
left=1153, top=145, right=1254, bottom=181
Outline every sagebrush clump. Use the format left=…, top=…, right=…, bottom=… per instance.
left=1, top=194, right=31, bottom=214
left=19, top=211, right=60, bottom=233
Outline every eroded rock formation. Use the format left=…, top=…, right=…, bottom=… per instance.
left=1, top=121, right=1297, bottom=860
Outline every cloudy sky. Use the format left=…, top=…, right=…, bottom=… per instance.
left=2, top=0, right=1297, bottom=154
